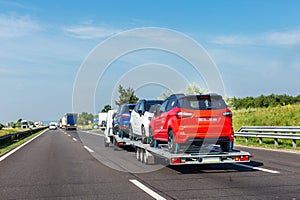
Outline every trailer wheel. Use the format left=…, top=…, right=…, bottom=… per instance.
left=104, top=138, right=109, bottom=147
left=136, top=148, right=141, bottom=161
left=142, top=150, right=148, bottom=164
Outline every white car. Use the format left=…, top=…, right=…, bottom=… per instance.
left=130, top=99, right=163, bottom=143
left=49, top=122, right=57, bottom=130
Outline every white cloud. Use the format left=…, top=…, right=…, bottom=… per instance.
left=0, top=13, right=42, bottom=38
left=64, top=25, right=122, bottom=39
left=211, top=28, right=300, bottom=46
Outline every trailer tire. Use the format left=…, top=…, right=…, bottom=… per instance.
left=136, top=148, right=141, bottom=161
left=142, top=150, right=148, bottom=164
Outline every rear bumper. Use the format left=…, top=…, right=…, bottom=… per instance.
left=175, top=132, right=234, bottom=144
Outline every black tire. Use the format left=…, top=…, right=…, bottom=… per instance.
left=168, top=130, right=178, bottom=153
left=220, top=142, right=230, bottom=152
left=141, top=126, right=147, bottom=144
left=129, top=125, right=133, bottom=140
left=149, top=127, right=154, bottom=147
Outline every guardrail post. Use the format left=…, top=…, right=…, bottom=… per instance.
left=292, top=139, right=297, bottom=148
left=259, top=138, right=262, bottom=144
left=274, top=138, right=278, bottom=146
left=245, top=137, right=248, bottom=143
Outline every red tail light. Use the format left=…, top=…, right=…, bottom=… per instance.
left=121, top=113, right=130, bottom=118
left=176, top=112, right=193, bottom=119
left=171, top=158, right=181, bottom=164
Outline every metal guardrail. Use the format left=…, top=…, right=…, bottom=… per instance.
left=0, top=126, right=48, bottom=147
left=235, top=126, right=300, bottom=148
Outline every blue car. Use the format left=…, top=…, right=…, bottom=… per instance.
left=114, top=103, right=136, bottom=138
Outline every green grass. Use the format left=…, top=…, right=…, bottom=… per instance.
left=232, top=104, right=300, bottom=150
left=0, top=129, right=46, bottom=157
left=233, top=104, right=300, bottom=131
left=235, top=136, right=300, bottom=150
left=0, top=128, right=30, bottom=137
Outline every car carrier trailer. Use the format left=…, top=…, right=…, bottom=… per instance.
left=104, top=133, right=251, bottom=166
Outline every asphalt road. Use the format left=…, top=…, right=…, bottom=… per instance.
left=0, top=129, right=299, bottom=199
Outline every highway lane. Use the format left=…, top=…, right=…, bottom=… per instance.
left=0, top=129, right=154, bottom=199
left=0, top=128, right=299, bottom=199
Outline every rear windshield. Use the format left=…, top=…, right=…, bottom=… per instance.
left=121, top=105, right=135, bottom=113
left=179, top=95, right=227, bottom=110
left=145, top=100, right=163, bottom=112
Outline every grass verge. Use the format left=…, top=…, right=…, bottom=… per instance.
left=235, top=136, right=300, bottom=151
left=0, top=129, right=46, bottom=157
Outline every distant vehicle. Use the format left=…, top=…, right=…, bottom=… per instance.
left=21, top=120, right=29, bottom=129
left=59, top=117, right=67, bottom=128
left=49, top=122, right=57, bottom=130
left=98, top=112, right=108, bottom=130
left=114, top=104, right=136, bottom=138
left=149, top=94, right=234, bottom=153
left=130, top=99, right=163, bottom=143
left=65, top=113, right=78, bottom=130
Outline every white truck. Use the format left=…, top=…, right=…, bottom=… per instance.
left=98, top=112, right=108, bottom=130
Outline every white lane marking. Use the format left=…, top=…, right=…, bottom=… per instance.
left=234, top=163, right=280, bottom=174
left=67, top=134, right=71, bottom=137
left=0, top=129, right=47, bottom=162
left=129, top=179, right=166, bottom=200
left=84, top=146, right=94, bottom=153
left=72, top=138, right=77, bottom=142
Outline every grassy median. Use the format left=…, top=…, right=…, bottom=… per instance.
left=0, top=129, right=46, bottom=157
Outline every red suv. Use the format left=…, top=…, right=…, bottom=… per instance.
left=149, top=94, right=234, bottom=153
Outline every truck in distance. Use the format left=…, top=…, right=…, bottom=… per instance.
left=65, top=113, right=78, bottom=130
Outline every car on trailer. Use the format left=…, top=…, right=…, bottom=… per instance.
left=129, top=99, right=163, bottom=143
left=149, top=93, right=234, bottom=153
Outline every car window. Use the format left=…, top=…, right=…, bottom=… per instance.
left=139, top=101, right=145, bottom=112
left=134, top=102, right=140, bottom=112
left=145, top=100, right=163, bottom=111
left=159, top=100, right=169, bottom=113
left=166, top=97, right=177, bottom=111
left=179, top=95, right=227, bottom=110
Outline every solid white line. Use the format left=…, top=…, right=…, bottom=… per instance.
left=234, top=163, right=280, bottom=174
left=83, top=146, right=94, bottom=153
left=72, top=138, right=77, bottom=142
left=129, top=179, right=166, bottom=200
left=0, top=129, right=47, bottom=162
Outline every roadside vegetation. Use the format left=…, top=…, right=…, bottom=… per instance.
left=0, top=129, right=46, bottom=156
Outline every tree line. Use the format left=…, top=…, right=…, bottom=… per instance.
left=228, top=94, right=300, bottom=110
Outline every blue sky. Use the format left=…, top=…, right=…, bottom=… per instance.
left=0, top=0, right=300, bottom=123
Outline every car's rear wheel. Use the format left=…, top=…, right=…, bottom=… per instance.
left=220, top=142, right=230, bottom=152
left=149, top=127, right=154, bottom=147
left=168, top=130, right=178, bottom=153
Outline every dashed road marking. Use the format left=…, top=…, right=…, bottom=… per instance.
left=234, top=163, right=280, bottom=174
left=67, top=134, right=71, bottom=137
left=84, top=146, right=94, bottom=153
left=129, top=179, right=166, bottom=200
left=72, top=138, right=77, bottom=142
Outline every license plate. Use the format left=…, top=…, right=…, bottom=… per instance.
left=198, top=117, right=217, bottom=122
left=200, top=157, right=220, bottom=163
